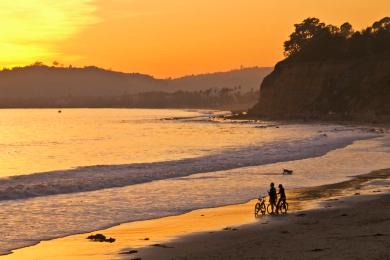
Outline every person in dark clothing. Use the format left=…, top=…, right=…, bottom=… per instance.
left=277, top=184, right=286, bottom=213
left=268, top=182, right=277, bottom=214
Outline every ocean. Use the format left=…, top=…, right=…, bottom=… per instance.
left=0, top=108, right=389, bottom=255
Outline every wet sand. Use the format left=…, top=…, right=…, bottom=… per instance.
left=0, top=198, right=260, bottom=259
left=2, top=169, right=390, bottom=260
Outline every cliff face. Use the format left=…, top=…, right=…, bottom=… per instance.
left=250, top=54, right=390, bottom=121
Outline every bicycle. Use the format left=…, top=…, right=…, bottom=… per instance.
left=277, top=200, right=289, bottom=214
left=254, top=196, right=267, bottom=216
left=255, top=196, right=289, bottom=216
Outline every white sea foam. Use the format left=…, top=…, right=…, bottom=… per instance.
left=0, top=130, right=377, bottom=201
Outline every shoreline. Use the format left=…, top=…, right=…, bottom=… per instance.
left=2, top=168, right=389, bottom=259
left=220, top=112, right=390, bottom=130
left=0, top=117, right=386, bottom=256
left=0, top=134, right=385, bottom=256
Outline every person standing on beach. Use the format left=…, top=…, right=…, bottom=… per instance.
left=277, top=184, right=286, bottom=213
left=268, top=183, right=277, bottom=214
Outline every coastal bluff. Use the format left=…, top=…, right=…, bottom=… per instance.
left=250, top=54, right=390, bottom=121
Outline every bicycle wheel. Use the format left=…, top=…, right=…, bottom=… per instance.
left=260, top=203, right=266, bottom=215
left=254, top=203, right=261, bottom=215
left=267, top=204, right=274, bottom=214
left=279, top=202, right=288, bottom=214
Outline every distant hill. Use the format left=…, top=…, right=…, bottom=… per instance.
left=0, top=65, right=163, bottom=100
left=0, top=65, right=272, bottom=108
left=170, top=67, right=272, bottom=93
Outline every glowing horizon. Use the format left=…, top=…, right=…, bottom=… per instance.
left=1, top=0, right=389, bottom=77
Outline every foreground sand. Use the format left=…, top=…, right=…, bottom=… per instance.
left=2, top=169, right=390, bottom=260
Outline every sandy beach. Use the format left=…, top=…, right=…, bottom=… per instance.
left=2, top=169, right=389, bottom=260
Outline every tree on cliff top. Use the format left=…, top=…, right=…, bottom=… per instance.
left=284, top=17, right=390, bottom=60
left=283, top=18, right=326, bottom=57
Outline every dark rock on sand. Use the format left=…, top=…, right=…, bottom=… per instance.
left=86, top=233, right=116, bottom=243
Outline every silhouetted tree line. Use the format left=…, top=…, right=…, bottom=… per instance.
left=120, top=87, right=258, bottom=108
left=284, top=17, right=390, bottom=60
left=0, top=87, right=259, bottom=108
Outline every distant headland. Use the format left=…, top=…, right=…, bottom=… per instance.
left=250, top=17, right=390, bottom=122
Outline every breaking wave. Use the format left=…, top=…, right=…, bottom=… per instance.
left=0, top=130, right=377, bottom=201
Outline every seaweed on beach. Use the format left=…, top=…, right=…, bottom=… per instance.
left=87, top=233, right=116, bottom=243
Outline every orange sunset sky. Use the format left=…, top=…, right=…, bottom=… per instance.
left=1, top=0, right=389, bottom=78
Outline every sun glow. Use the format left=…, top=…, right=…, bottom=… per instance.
left=0, top=0, right=98, bottom=67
